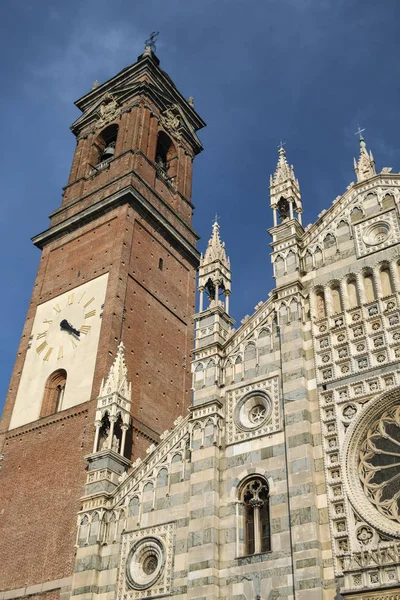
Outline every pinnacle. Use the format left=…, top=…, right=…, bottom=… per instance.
left=100, top=342, right=132, bottom=400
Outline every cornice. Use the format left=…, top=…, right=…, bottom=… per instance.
left=32, top=184, right=201, bottom=266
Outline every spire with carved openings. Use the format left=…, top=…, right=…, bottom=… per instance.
left=354, top=134, right=376, bottom=183
left=270, top=144, right=302, bottom=226
left=198, top=219, right=231, bottom=314
left=100, top=341, right=131, bottom=400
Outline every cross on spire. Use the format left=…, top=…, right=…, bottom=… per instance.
left=278, top=140, right=286, bottom=151
left=144, top=31, right=159, bottom=52
left=354, top=125, right=365, bottom=139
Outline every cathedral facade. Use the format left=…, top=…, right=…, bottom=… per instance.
left=1, top=45, right=400, bottom=600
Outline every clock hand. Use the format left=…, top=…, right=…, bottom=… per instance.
left=60, top=319, right=81, bottom=337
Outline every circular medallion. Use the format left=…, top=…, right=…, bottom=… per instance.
left=343, top=389, right=400, bottom=537
left=126, top=537, right=165, bottom=590
left=363, top=221, right=391, bottom=246
left=234, top=391, right=272, bottom=431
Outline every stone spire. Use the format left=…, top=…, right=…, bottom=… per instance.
left=202, top=218, right=230, bottom=270
left=198, top=219, right=231, bottom=314
left=354, top=134, right=376, bottom=183
left=270, top=145, right=296, bottom=187
left=99, top=341, right=131, bottom=401
left=270, top=144, right=302, bottom=226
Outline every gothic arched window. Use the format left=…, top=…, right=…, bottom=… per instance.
left=155, top=131, right=177, bottom=181
left=40, top=369, right=67, bottom=418
left=241, top=478, right=271, bottom=555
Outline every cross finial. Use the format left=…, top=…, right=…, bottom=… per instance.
left=214, top=213, right=219, bottom=224
left=144, top=31, right=159, bottom=52
left=354, top=124, right=365, bottom=139
left=278, top=140, right=286, bottom=151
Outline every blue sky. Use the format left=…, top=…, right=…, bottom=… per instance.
left=1, top=0, right=400, bottom=411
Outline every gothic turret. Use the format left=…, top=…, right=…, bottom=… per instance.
left=198, top=219, right=231, bottom=314
left=84, top=342, right=132, bottom=498
left=354, top=134, right=376, bottom=182
left=270, top=144, right=303, bottom=226
left=192, top=220, right=234, bottom=404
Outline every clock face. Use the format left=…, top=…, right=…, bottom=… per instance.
left=35, top=290, right=99, bottom=362
left=10, top=274, right=109, bottom=430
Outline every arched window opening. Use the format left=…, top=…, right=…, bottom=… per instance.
left=277, top=197, right=290, bottom=221
left=128, top=497, right=140, bottom=517
left=98, top=412, right=111, bottom=451
left=155, top=131, right=177, bottom=181
left=157, top=468, right=168, bottom=488
left=350, top=206, right=363, bottom=223
left=324, top=233, right=336, bottom=249
left=234, top=355, right=243, bottom=382
left=337, top=220, right=350, bottom=240
left=40, top=369, right=67, bottom=418
left=89, top=512, right=99, bottom=545
left=112, top=413, right=123, bottom=454
left=314, top=247, right=323, bottom=268
left=382, top=193, right=395, bottom=209
left=363, top=272, right=376, bottom=303
left=304, top=251, right=313, bottom=272
left=331, top=285, right=343, bottom=314
left=194, top=363, right=204, bottom=391
left=95, top=124, right=118, bottom=165
left=347, top=278, right=359, bottom=309
left=274, top=255, right=285, bottom=278
left=242, top=478, right=271, bottom=555
left=380, top=266, right=394, bottom=297
left=315, top=290, right=326, bottom=319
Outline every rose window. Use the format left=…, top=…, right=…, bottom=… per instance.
left=126, top=537, right=165, bottom=590
left=235, top=391, right=272, bottom=431
left=363, top=221, right=391, bottom=246
left=359, top=405, right=400, bottom=524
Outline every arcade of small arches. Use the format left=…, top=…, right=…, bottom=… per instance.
left=273, top=192, right=397, bottom=278
left=193, top=327, right=281, bottom=390
left=93, top=410, right=130, bottom=458
left=312, top=260, right=400, bottom=320
left=77, top=473, right=271, bottom=559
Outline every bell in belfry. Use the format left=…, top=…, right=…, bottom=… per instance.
left=101, top=141, right=115, bottom=161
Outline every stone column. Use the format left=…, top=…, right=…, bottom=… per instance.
left=121, top=424, right=129, bottom=456
left=225, top=290, right=231, bottom=314
left=251, top=500, right=263, bottom=554
left=93, top=420, right=102, bottom=453
left=199, top=286, right=205, bottom=312
left=108, top=415, right=117, bottom=450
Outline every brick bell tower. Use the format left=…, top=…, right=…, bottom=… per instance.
left=0, top=40, right=205, bottom=595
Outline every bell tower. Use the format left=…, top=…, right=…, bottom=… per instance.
left=0, top=42, right=205, bottom=597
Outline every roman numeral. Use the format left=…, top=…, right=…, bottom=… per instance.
left=43, top=347, right=53, bottom=361
left=78, top=292, right=86, bottom=304
left=85, top=310, right=96, bottom=319
left=43, top=319, right=53, bottom=325
left=53, top=304, right=61, bottom=314
left=67, top=293, right=75, bottom=305
left=58, top=346, right=63, bottom=360
left=36, top=341, right=48, bottom=355
left=80, top=325, right=91, bottom=335
left=36, top=331, right=47, bottom=340
left=71, top=338, right=78, bottom=349
left=83, top=297, right=95, bottom=309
